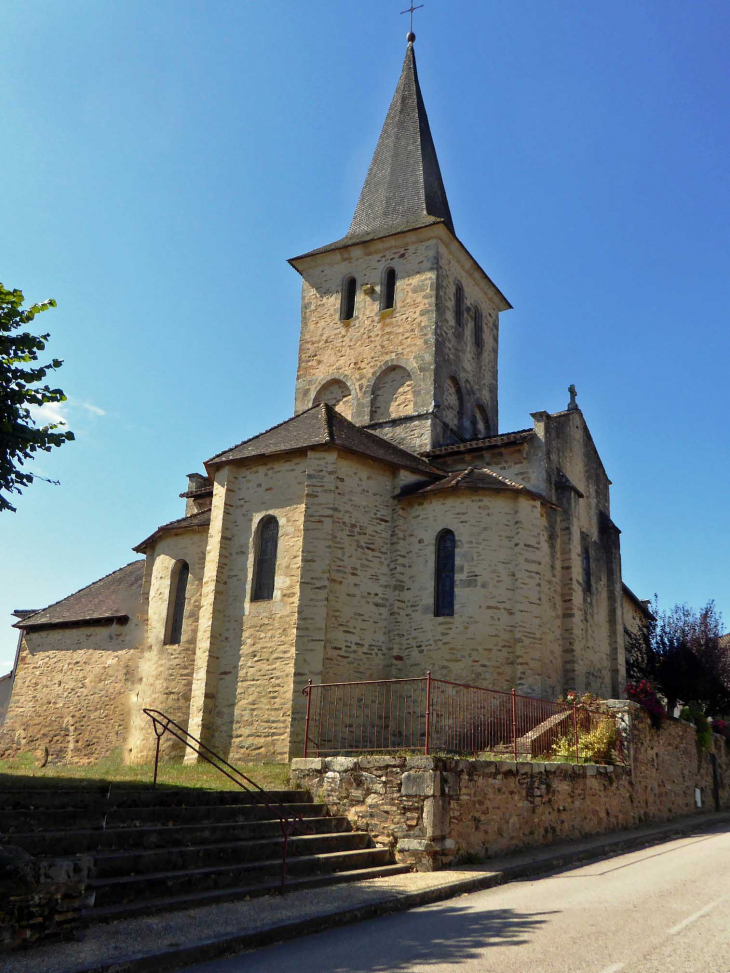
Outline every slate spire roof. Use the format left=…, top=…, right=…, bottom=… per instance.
left=348, top=39, right=454, bottom=241
left=292, top=40, right=454, bottom=259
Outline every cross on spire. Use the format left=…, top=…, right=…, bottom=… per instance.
left=401, top=2, right=424, bottom=37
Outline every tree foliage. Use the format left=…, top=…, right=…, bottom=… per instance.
left=627, top=599, right=729, bottom=717
left=0, top=283, right=74, bottom=513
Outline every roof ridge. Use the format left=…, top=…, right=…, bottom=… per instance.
left=331, top=410, right=441, bottom=473
left=426, top=428, right=534, bottom=456
left=206, top=404, right=322, bottom=466
left=17, top=561, right=144, bottom=627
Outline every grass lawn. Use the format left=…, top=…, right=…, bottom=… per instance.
left=0, top=750, right=292, bottom=792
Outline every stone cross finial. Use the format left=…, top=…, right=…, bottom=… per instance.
left=567, top=384, right=578, bottom=412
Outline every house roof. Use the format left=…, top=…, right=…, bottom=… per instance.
left=206, top=402, right=440, bottom=476
left=293, top=41, right=453, bottom=261
left=14, top=561, right=145, bottom=631
left=398, top=466, right=559, bottom=508
left=133, top=509, right=212, bottom=554
left=425, top=429, right=534, bottom=457
left=622, top=583, right=654, bottom=620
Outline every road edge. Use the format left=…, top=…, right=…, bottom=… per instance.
left=72, top=811, right=730, bottom=973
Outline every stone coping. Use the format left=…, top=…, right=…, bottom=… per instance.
left=291, top=755, right=622, bottom=775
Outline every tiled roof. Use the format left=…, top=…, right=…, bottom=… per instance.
left=426, top=429, right=534, bottom=457
left=179, top=487, right=214, bottom=500
left=398, top=466, right=559, bottom=507
left=293, top=41, right=453, bottom=260
left=622, top=584, right=654, bottom=620
left=15, top=561, right=145, bottom=630
left=206, top=403, right=439, bottom=476
left=720, top=634, right=730, bottom=649
left=133, top=509, right=212, bottom=554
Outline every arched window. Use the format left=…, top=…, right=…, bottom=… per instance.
left=582, top=545, right=592, bottom=594
left=165, top=560, right=189, bottom=645
left=252, top=516, right=279, bottom=601
left=341, top=276, right=357, bottom=321
left=455, top=282, right=464, bottom=330
left=434, top=529, right=456, bottom=617
left=381, top=268, right=397, bottom=310
left=473, top=305, right=483, bottom=349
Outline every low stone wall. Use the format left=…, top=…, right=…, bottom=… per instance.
left=0, top=846, right=90, bottom=950
left=290, top=703, right=730, bottom=870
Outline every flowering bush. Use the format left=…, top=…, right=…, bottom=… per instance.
left=625, top=679, right=665, bottom=729
left=711, top=719, right=730, bottom=741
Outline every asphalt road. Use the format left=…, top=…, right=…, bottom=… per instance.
left=178, top=821, right=730, bottom=973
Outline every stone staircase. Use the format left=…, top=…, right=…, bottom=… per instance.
left=1, top=781, right=410, bottom=923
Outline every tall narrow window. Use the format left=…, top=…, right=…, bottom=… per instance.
left=582, top=545, right=592, bottom=593
left=165, top=560, right=189, bottom=645
left=341, top=276, right=357, bottom=320
left=474, top=305, right=483, bottom=349
left=455, top=282, right=464, bottom=330
left=434, top=529, right=456, bottom=617
left=252, top=516, right=279, bottom=601
left=381, top=267, right=396, bottom=310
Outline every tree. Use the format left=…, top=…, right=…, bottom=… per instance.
left=627, top=599, right=729, bottom=717
left=0, top=283, right=74, bottom=513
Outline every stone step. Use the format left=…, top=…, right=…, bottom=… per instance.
left=9, top=815, right=353, bottom=857
left=0, top=787, right=307, bottom=811
left=2, top=801, right=326, bottom=834
left=89, top=831, right=373, bottom=879
left=88, top=847, right=393, bottom=907
left=83, top=862, right=412, bottom=923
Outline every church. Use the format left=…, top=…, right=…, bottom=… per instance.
left=1, top=37, right=636, bottom=766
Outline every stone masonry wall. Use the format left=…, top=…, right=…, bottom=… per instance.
left=391, top=490, right=561, bottom=696
left=434, top=241, right=500, bottom=442
left=0, top=614, right=143, bottom=765
left=127, top=528, right=208, bottom=763
left=291, top=704, right=730, bottom=871
left=294, top=238, right=439, bottom=442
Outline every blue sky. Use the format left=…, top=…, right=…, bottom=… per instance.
left=2, top=0, right=729, bottom=671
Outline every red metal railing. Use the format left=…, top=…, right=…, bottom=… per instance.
left=302, top=674, right=622, bottom=764
left=143, top=709, right=311, bottom=892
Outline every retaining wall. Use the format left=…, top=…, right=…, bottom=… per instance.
left=290, top=702, right=730, bottom=870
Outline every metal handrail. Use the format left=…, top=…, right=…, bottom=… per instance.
left=142, top=708, right=310, bottom=892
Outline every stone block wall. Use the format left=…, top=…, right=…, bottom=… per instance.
left=0, top=619, right=143, bottom=765
left=291, top=704, right=730, bottom=871
left=0, top=845, right=90, bottom=950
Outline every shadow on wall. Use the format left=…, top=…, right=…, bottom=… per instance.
left=200, top=905, right=555, bottom=973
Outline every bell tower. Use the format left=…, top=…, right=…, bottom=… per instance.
left=289, top=36, right=511, bottom=454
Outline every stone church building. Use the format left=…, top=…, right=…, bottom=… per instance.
left=2, top=39, right=636, bottom=765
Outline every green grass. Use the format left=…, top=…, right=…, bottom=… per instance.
left=0, top=750, right=292, bottom=792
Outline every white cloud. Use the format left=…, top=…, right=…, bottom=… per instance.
left=77, top=401, right=106, bottom=417
left=27, top=397, right=105, bottom=428
left=28, top=400, right=69, bottom=427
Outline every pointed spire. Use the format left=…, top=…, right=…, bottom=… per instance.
left=348, top=40, right=454, bottom=241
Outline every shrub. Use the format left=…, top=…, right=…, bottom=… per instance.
left=711, top=718, right=730, bottom=741
left=626, top=679, right=665, bottom=729
left=550, top=718, right=618, bottom=765
left=680, top=702, right=713, bottom=750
